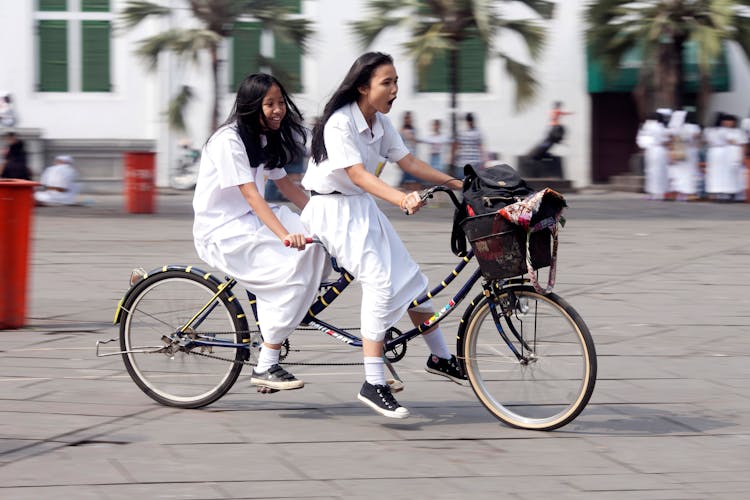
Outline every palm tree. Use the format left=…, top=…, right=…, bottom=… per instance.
left=586, top=0, right=750, bottom=122
left=351, top=0, right=555, bottom=138
left=119, top=0, right=314, bottom=134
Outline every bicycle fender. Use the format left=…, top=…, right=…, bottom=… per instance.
left=113, top=265, right=229, bottom=324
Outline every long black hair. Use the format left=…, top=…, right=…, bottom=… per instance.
left=220, top=73, right=306, bottom=170
left=310, top=52, right=394, bottom=163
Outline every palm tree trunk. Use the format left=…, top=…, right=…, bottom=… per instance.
left=449, top=46, right=459, bottom=169
left=210, top=44, right=220, bottom=134
left=697, top=72, right=711, bottom=126
left=673, top=38, right=686, bottom=111
left=655, top=44, right=671, bottom=109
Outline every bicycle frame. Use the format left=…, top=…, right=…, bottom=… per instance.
left=172, top=250, right=483, bottom=353
left=300, top=252, right=483, bottom=351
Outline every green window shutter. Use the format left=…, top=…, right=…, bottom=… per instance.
left=82, top=21, right=111, bottom=92
left=38, top=0, right=67, bottom=11
left=458, top=36, right=485, bottom=93
left=231, top=22, right=262, bottom=93
left=38, top=20, right=68, bottom=92
left=274, top=36, right=302, bottom=93
left=418, top=36, right=485, bottom=93
left=81, top=0, right=110, bottom=12
left=418, top=51, right=449, bottom=92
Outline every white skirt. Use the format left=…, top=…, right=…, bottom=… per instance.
left=301, top=193, right=430, bottom=341
left=668, top=160, right=698, bottom=195
left=644, top=147, right=669, bottom=197
left=194, top=205, right=327, bottom=344
left=705, top=147, right=739, bottom=194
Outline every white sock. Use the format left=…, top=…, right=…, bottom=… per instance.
left=256, top=345, right=280, bottom=373
left=422, top=328, right=451, bottom=360
left=364, top=356, right=386, bottom=386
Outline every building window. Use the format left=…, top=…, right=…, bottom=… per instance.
left=36, top=0, right=112, bottom=92
left=273, top=36, right=302, bottom=93
left=231, top=22, right=262, bottom=93
left=230, top=1, right=304, bottom=94
left=418, top=35, right=486, bottom=93
left=39, top=0, right=67, bottom=11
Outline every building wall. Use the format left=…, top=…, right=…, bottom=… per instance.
left=3, top=1, right=746, bottom=192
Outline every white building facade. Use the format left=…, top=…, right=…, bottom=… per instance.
left=1, top=1, right=748, bottom=191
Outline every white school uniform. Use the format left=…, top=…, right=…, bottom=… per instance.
left=668, top=123, right=701, bottom=195
left=193, top=124, right=327, bottom=344
left=704, top=126, right=726, bottom=194
left=637, top=119, right=670, bottom=198
left=301, top=102, right=432, bottom=342
left=704, top=126, right=746, bottom=195
left=727, top=127, right=748, bottom=197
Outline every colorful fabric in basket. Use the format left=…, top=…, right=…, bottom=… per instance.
left=497, top=188, right=567, bottom=294
left=498, top=188, right=566, bottom=231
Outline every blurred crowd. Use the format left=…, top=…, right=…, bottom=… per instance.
left=637, top=108, right=750, bottom=202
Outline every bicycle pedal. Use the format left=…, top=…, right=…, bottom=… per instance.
left=387, top=378, right=405, bottom=393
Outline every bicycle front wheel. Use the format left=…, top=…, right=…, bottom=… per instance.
left=119, top=271, right=250, bottom=408
left=462, top=285, right=596, bottom=430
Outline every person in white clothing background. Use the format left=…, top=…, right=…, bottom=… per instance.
left=636, top=111, right=670, bottom=200
left=704, top=113, right=747, bottom=201
left=420, top=118, right=451, bottom=173
left=302, top=52, right=464, bottom=419
left=723, top=114, right=749, bottom=201
left=35, top=155, right=81, bottom=206
left=192, top=73, right=327, bottom=392
left=665, top=110, right=702, bottom=201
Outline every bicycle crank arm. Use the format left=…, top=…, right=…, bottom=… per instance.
left=383, top=356, right=405, bottom=393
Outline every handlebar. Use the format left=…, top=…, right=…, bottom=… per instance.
left=419, top=185, right=462, bottom=210
left=402, top=185, right=462, bottom=215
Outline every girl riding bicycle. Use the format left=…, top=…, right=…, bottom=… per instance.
left=302, top=52, right=465, bottom=419
left=192, top=73, right=327, bottom=392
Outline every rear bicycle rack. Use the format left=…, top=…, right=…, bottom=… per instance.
left=95, top=338, right=168, bottom=357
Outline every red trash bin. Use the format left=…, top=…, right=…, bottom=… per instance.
left=0, top=179, right=38, bottom=329
left=124, top=151, right=156, bottom=214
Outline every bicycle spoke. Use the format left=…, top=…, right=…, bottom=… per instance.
left=120, top=272, right=249, bottom=408
left=463, top=286, right=596, bottom=430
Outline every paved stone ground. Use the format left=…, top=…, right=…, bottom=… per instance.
left=1, top=188, right=749, bottom=499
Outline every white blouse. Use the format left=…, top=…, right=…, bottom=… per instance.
left=302, top=102, right=409, bottom=195
left=193, top=124, right=286, bottom=243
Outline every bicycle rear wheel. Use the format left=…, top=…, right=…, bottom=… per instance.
left=119, top=270, right=251, bottom=408
left=462, top=285, right=596, bottom=430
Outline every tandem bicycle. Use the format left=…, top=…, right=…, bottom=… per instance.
left=98, top=186, right=596, bottom=431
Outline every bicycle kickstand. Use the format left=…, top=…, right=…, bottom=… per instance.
left=383, top=356, right=405, bottom=393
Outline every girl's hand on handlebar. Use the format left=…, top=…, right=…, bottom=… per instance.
left=400, top=190, right=425, bottom=215
left=283, top=233, right=310, bottom=250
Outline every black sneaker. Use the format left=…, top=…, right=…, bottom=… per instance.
left=425, top=354, right=468, bottom=385
left=357, top=381, right=410, bottom=419
left=250, top=364, right=304, bottom=390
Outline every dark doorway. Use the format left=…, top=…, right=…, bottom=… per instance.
left=590, top=92, right=641, bottom=183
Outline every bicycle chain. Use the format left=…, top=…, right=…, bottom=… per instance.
left=166, top=329, right=366, bottom=367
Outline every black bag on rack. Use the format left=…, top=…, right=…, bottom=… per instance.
left=450, top=163, right=534, bottom=257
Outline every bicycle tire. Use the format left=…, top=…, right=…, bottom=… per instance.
left=119, top=270, right=250, bottom=408
left=461, top=285, right=596, bottom=430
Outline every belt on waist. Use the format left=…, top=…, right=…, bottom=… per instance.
left=310, top=190, right=342, bottom=196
